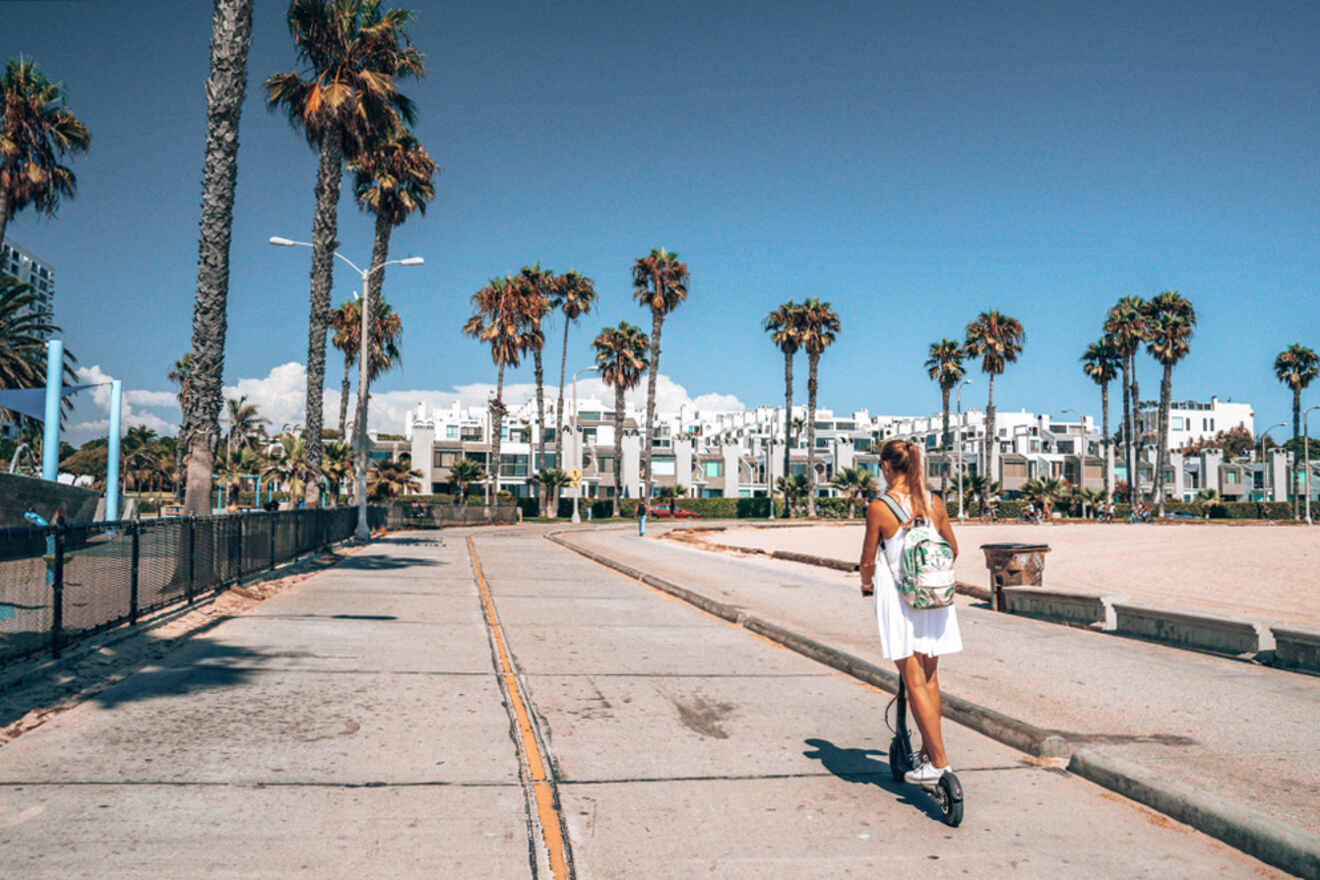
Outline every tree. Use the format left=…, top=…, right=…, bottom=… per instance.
left=550, top=270, right=597, bottom=471
left=1081, top=335, right=1121, bottom=504
left=1194, top=488, right=1218, bottom=518
left=329, top=295, right=403, bottom=437
left=1179, top=424, right=1254, bottom=459
left=0, top=58, right=91, bottom=251
left=924, top=338, right=965, bottom=496
left=1021, top=476, right=1067, bottom=518
left=368, top=459, right=420, bottom=500
left=348, top=122, right=433, bottom=460
left=799, top=298, right=840, bottom=517
left=0, top=276, right=75, bottom=420
left=329, top=297, right=360, bottom=438
left=830, top=466, right=874, bottom=518
left=180, top=0, right=255, bottom=516
left=632, top=248, right=689, bottom=499
left=448, top=458, right=484, bottom=507
left=764, top=300, right=803, bottom=517
left=776, top=473, right=810, bottom=517
left=528, top=468, right=571, bottom=518
left=515, top=264, right=554, bottom=511
left=1105, top=296, right=1148, bottom=499
left=463, top=276, right=539, bottom=503
left=265, top=0, right=423, bottom=507
left=963, top=310, right=1024, bottom=493
left=322, top=440, right=353, bottom=501
left=263, top=433, right=311, bottom=502
left=593, top=321, right=649, bottom=516
left=1273, top=343, right=1319, bottom=518
left=1143, top=291, right=1196, bottom=516
left=224, top=394, right=268, bottom=459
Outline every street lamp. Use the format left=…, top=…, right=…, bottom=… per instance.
left=1260, top=422, right=1285, bottom=503
left=1305, top=406, right=1319, bottom=524
left=956, top=379, right=971, bottom=520
left=570, top=365, right=597, bottom=524
left=270, top=236, right=424, bottom=540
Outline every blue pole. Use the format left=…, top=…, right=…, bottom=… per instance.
left=106, top=379, right=123, bottom=520
left=41, top=339, right=62, bottom=481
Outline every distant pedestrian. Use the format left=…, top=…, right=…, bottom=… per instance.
left=858, top=439, right=962, bottom=785
left=636, top=500, right=647, bottom=537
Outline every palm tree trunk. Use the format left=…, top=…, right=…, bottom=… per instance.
left=0, top=184, right=9, bottom=256
left=181, top=0, right=253, bottom=516
left=783, top=351, right=793, bottom=519
left=643, top=308, right=663, bottom=502
left=807, top=352, right=819, bottom=517
left=533, top=347, right=547, bottom=513
left=1119, top=359, right=1132, bottom=501
left=555, top=319, right=569, bottom=467
left=303, top=125, right=345, bottom=508
left=940, top=387, right=951, bottom=497
left=613, top=386, right=625, bottom=518
left=1101, top=381, right=1112, bottom=504
left=490, top=362, right=505, bottom=506
left=1130, top=358, right=1142, bottom=497
left=1293, top=386, right=1301, bottom=519
left=985, top=373, right=997, bottom=489
left=1156, top=364, right=1172, bottom=516
left=355, top=211, right=392, bottom=516
left=338, top=356, right=351, bottom=438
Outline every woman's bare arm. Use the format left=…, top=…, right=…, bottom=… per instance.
left=860, top=498, right=898, bottom=594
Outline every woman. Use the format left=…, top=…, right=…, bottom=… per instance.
left=859, top=439, right=962, bottom=784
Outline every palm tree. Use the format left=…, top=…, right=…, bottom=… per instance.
left=515, top=264, right=555, bottom=507
left=593, top=321, right=650, bottom=516
left=368, top=459, right=421, bottom=499
left=449, top=458, right=484, bottom=508
left=550, top=270, right=597, bottom=468
left=1081, top=336, right=1121, bottom=504
left=764, top=300, right=802, bottom=516
left=528, top=468, right=571, bottom=518
left=1105, top=296, right=1148, bottom=498
left=776, top=473, right=810, bottom=517
left=1143, top=291, right=1196, bottom=516
left=349, top=123, right=434, bottom=447
left=632, top=248, right=689, bottom=499
left=329, top=295, right=404, bottom=439
left=0, top=277, right=74, bottom=418
left=1194, top=488, right=1219, bottom=518
left=799, top=298, right=841, bottom=517
left=464, top=276, right=539, bottom=503
left=167, top=353, right=194, bottom=498
left=830, top=466, right=875, bottom=518
left=0, top=58, right=91, bottom=251
left=1273, top=343, right=1319, bottom=519
left=263, top=433, right=311, bottom=502
left=792, top=416, right=805, bottom=447
left=964, top=310, right=1025, bottom=489
left=224, top=395, right=268, bottom=459
left=321, top=440, right=354, bottom=501
left=924, top=338, right=966, bottom=496
left=328, top=297, right=360, bottom=438
left=265, top=0, right=423, bottom=507
left=1021, top=476, right=1067, bottom=519
left=181, top=0, right=255, bottom=516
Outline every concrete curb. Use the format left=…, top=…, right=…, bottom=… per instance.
left=1068, top=748, right=1320, bottom=879
left=547, top=526, right=1317, bottom=878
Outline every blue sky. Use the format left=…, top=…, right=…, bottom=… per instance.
left=7, top=0, right=1318, bottom=444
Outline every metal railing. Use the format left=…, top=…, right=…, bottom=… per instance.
left=0, top=506, right=387, bottom=666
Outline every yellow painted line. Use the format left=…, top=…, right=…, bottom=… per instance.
left=468, top=536, right=568, bottom=880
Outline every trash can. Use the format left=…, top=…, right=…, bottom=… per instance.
left=980, top=543, right=1051, bottom=611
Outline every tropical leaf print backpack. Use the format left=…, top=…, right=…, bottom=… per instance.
left=880, top=493, right=957, bottom=609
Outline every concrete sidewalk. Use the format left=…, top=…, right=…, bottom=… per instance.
left=0, top=533, right=538, bottom=878
left=557, top=524, right=1320, bottom=874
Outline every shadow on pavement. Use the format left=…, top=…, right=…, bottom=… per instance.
left=331, top=554, right=443, bottom=570
left=802, top=737, right=948, bottom=823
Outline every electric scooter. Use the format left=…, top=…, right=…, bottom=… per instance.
left=887, top=677, right=964, bottom=827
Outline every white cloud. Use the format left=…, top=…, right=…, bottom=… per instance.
left=70, top=365, right=178, bottom=441
left=125, top=389, right=178, bottom=408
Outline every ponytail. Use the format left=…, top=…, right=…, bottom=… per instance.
left=880, top=438, right=931, bottom=520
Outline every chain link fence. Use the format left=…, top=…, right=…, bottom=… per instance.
left=0, top=506, right=387, bottom=666
left=387, top=502, right=519, bottom=528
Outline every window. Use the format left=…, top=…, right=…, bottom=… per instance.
left=578, top=411, right=601, bottom=421
left=499, top=454, right=527, bottom=477
left=704, top=460, right=723, bottom=478
left=791, top=463, right=807, bottom=476
left=541, top=453, right=559, bottom=469
left=446, top=425, right=459, bottom=440
left=461, top=427, right=482, bottom=441
left=435, top=451, right=460, bottom=467
left=1171, top=417, right=1184, bottom=431
left=1226, top=471, right=1238, bottom=485
left=652, top=459, right=676, bottom=477
left=815, top=437, right=829, bottom=449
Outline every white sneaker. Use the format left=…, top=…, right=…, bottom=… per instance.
left=904, top=760, right=949, bottom=785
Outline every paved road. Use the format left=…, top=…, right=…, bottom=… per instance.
left=0, top=528, right=1284, bottom=877
left=567, top=523, right=1320, bottom=834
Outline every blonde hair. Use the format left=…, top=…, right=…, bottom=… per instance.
left=880, top=438, right=930, bottom=520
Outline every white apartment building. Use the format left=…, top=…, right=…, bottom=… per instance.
left=2, top=239, right=55, bottom=320
left=1135, top=396, right=1253, bottom=451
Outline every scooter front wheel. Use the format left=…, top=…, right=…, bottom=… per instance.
left=933, top=772, right=964, bottom=827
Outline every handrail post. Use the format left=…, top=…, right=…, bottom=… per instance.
left=186, top=515, right=196, bottom=603
left=269, top=511, right=276, bottom=571
left=51, top=524, right=65, bottom=658
left=129, top=520, right=141, bottom=623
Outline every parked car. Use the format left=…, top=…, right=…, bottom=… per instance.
left=1164, top=510, right=1200, bottom=521
left=648, top=505, right=700, bottom=519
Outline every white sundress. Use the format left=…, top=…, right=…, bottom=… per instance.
left=873, top=511, right=963, bottom=661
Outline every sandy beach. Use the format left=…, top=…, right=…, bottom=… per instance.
left=691, top=522, right=1320, bottom=629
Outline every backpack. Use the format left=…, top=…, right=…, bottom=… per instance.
left=879, top=493, right=957, bottom=609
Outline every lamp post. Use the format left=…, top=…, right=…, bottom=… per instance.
left=270, top=236, right=423, bottom=540
left=1260, top=422, right=1285, bottom=503
left=956, top=379, right=971, bottom=520
left=570, top=366, right=597, bottom=524
left=766, top=436, right=775, bottom=519
left=1305, top=406, right=1319, bottom=524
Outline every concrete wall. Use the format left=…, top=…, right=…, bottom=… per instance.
left=411, top=424, right=435, bottom=492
